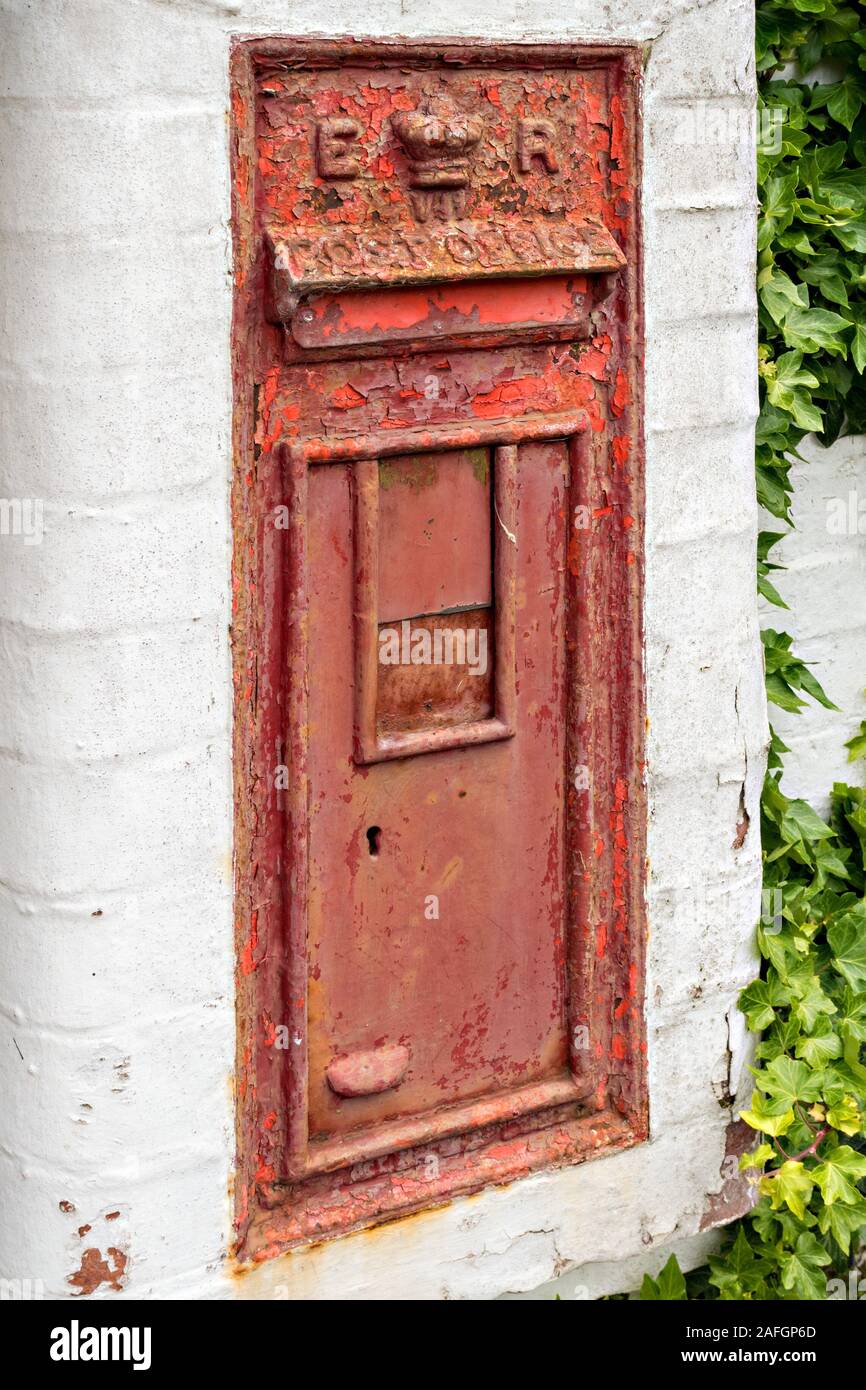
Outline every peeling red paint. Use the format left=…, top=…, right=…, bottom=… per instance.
left=611, top=367, right=629, bottom=416
left=330, top=383, right=367, bottom=410
left=611, top=434, right=630, bottom=468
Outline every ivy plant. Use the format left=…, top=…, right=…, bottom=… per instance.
left=639, top=0, right=866, bottom=1301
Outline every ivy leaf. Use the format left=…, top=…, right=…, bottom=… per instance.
left=795, top=1019, right=842, bottom=1068
left=836, top=990, right=866, bottom=1044
left=740, top=1142, right=775, bottom=1173
left=779, top=1232, right=831, bottom=1300
left=811, top=1145, right=866, bottom=1204
left=817, top=1195, right=866, bottom=1254
left=708, top=1228, right=771, bottom=1297
left=760, top=269, right=809, bottom=324
left=780, top=799, right=836, bottom=844
left=833, top=216, right=866, bottom=253
left=741, top=1088, right=796, bottom=1137
left=778, top=227, right=816, bottom=254
left=829, top=907, right=866, bottom=991
left=757, top=528, right=791, bottom=608
left=640, top=1253, right=686, bottom=1301
left=782, top=306, right=852, bottom=356
left=797, top=29, right=823, bottom=75
left=762, top=631, right=838, bottom=714
left=827, top=80, right=864, bottom=132
left=812, top=837, right=855, bottom=885
left=841, top=797, right=866, bottom=872
left=824, top=1094, right=863, bottom=1137
left=799, top=257, right=850, bottom=307
left=758, top=1054, right=824, bottom=1106
left=739, top=974, right=790, bottom=1031
left=768, top=349, right=819, bottom=391
left=761, top=1160, right=815, bottom=1220
left=788, top=3, right=828, bottom=23
left=765, top=672, right=808, bottom=712
left=845, top=721, right=866, bottom=761
left=759, top=172, right=800, bottom=249
left=758, top=572, right=790, bottom=607
left=756, top=10, right=781, bottom=62
left=852, top=325, right=866, bottom=375
left=788, top=970, right=837, bottom=1032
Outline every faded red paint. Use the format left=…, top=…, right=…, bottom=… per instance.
left=292, top=276, right=593, bottom=353
left=231, top=38, right=646, bottom=1260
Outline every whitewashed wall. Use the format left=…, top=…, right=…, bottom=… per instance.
left=762, top=435, right=866, bottom=812
left=0, top=0, right=764, bottom=1300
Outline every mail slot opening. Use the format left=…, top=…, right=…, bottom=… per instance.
left=376, top=445, right=494, bottom=740
left=282, top=274, right=597, bottom=355
left=352, top=441, right=519, bottom=764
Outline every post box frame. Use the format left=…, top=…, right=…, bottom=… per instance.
left=230, top=35, right=647, bottom=1260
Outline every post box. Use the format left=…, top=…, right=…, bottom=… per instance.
left=231, top=37, right=647, bottom=1256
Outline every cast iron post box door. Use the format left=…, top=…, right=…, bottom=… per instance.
left=231, top=38, right=647, bottom=1256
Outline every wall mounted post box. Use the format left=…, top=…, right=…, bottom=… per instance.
left=231, top=37, right=647, bottom=1257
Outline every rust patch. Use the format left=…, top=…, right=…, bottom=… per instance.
left=732, top=784, right=750, bottom=849
left=67, top=1246, right=127, bottom=1296
left=700, top=1119, right=757, bottom=1231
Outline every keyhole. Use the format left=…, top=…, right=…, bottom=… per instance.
left=366, top=826, right=382, bottom=859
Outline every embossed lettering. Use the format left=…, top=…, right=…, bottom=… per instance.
left=316, top=117, right=362, bottom=180
left=361, top=236, right=392, bottom=266
left=444, top=231, right=477, bottom=265
left=474, top=227, right=511, bottom=264
left=394, top=231, right=430, bottom=270
left=503, top=225, right=541, bottom=260
left=319, top=233, right=354, bottom=266
left=517, top=117, right=560, bottom=174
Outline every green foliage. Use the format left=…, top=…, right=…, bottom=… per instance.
left=762, top=627, right=839, bottom=711
left=641, top=767, right=866, bottom=1301
left=638, top=0, right=866, bottom=1303
left=640, top=1254, right=687, bottom=1300
left=756, top=0, right=866, bottom=521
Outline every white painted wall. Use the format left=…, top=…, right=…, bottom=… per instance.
left=0, top=0, right=764, bottom=1300
left=761, top=434, right=866, bottom=813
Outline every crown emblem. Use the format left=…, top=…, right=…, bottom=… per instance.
left=392, top=97, right=483, bottom=221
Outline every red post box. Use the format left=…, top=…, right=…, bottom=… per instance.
left=231, top=37, right=647, bottom=1257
